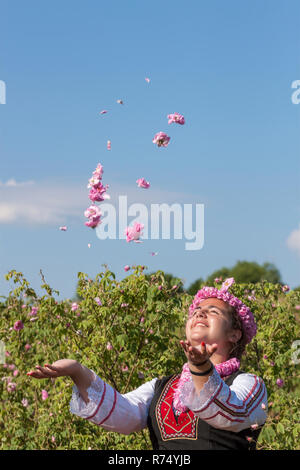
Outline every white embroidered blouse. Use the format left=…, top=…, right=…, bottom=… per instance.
left=69, top=367, right=268, bottom=435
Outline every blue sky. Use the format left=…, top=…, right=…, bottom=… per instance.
left=0, top=0, right=299, bottom=300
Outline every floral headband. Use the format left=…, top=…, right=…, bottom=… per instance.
left=188, top=277, right=257, bottom=344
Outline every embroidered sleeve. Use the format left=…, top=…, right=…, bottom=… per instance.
left=179, top=368, right=268, bottom=432
left=69, top=369, right=157, bottom=435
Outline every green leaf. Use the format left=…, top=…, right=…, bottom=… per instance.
left=276, top=422, right=285, bottom=434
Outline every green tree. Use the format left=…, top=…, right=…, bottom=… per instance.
left=205, top=261, right=281, bottom=285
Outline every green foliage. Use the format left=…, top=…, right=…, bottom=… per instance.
left=144, top=271, right=185, bottom=294
left=0, top=268, right=299, bottom=450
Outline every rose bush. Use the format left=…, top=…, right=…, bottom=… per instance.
left=0, top=267, right=299, bottom=450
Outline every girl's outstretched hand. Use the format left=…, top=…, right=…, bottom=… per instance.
left=26, top=359, right=79, bottom=380
left=180, top=339, right=218, bottom=366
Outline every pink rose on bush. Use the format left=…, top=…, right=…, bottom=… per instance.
left=13, top=320, right=24, bottom=331
left=276, top=378, right=284, bottom=388
left=7, top=382, right=17, bottom=393
left=71, top=303, right=79, bottom=312
left=106, top=342, right=113, bottom=351
left=41, top=390, right=49, bottom=401
left=94, top=297, right=102, bottom=306
left=29, top=307, right=38, bottom=316
left=124, top=265, right=130, bottom=272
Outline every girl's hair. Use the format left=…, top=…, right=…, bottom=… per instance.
left=226, top=305, right=248, bottom=360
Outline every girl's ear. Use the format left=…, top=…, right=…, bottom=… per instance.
left=228, top=328, right=242, bottom=344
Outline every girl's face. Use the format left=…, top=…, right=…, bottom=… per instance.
left=185, top=298, right=240, bottom=350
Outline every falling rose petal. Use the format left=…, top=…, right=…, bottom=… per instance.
left=87, top=243, right=91, bottom=248
left=59, top=226, right=67, bottom=231
left=100, top=110, right=108, bottom=114
left=152, top=132, right=170, bottom=148
left=167, top=112, right=185, bottom=125
left=116, top=99, right=123, bottom=105
left=89, top=184, right=110, bottom=202
left=149, top=251, right=158, bottom=256
left=136, top=178, right=150, bottom=189
left=145, top=77, right=150, bottom=83
left=124, top=222, right=144, bottom=243
left=107, top=140, right=111, bottom=150
left=84, top=204, right=102, bottom=229
left=92, top=163, right=104, bottom=179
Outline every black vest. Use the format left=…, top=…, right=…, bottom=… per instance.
left=147, top=370, right=262, bottom=450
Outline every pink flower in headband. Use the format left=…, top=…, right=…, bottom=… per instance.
left=188, top=278, right=257, bottom=344
left=220, top=277, right=235, bottom=291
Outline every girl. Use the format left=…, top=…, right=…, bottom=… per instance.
left=27, top=278, right=268, bottom=450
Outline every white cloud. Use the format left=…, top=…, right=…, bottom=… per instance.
left=0, top=179, right=35, bottom=187
left=0, top=179, right=201, bottom=226
left=286, top=224, right=300, bottom=257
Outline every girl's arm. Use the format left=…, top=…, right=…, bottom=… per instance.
left=27, top=360, right=157, bottom=435
left=179, top=368, right=268, bottom=432
left=70, top=370, right=157, bottom=434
